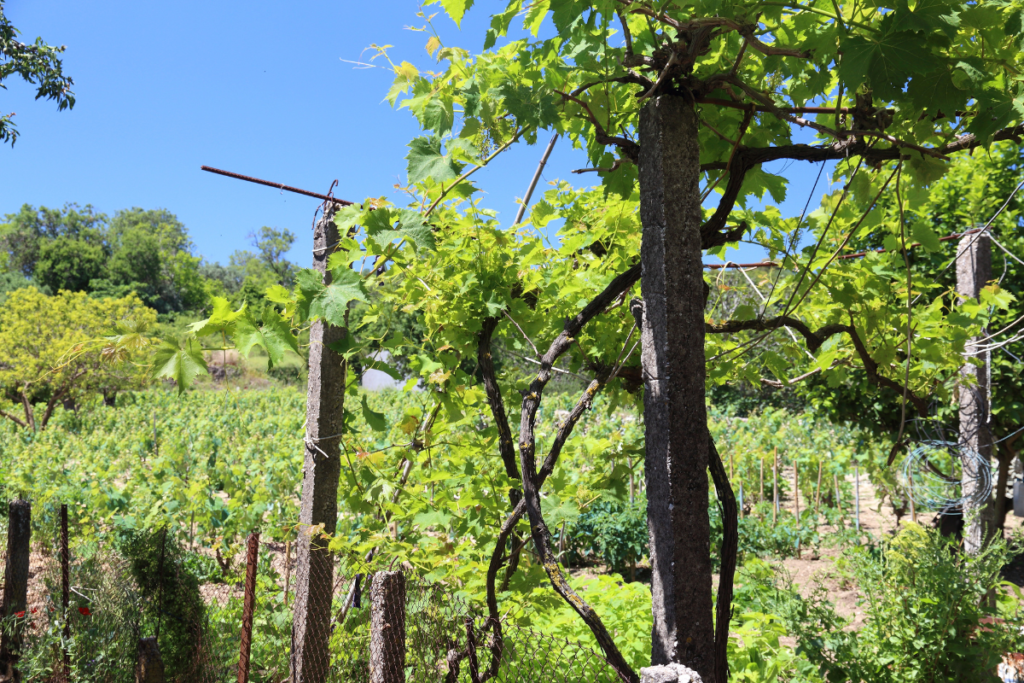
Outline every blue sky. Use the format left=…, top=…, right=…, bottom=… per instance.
left=1, top=1, right=832, bottom=267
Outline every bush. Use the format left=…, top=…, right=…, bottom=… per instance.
left=770, top=523, right=1024, bottom=683
left=567, top=499, right=647, bottom=578
left=118, top=529, right=209, bottom=679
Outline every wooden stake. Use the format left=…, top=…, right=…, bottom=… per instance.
left=814, top=461, right=823, bottom=518
left=772, top=447, right=778, bottom=527
left=369, top=572, right=407, bottom=683
left=238, top=532, right=259, bottom=683
left=794, top=462, right=801, bottom=558
left=794, top=462, right=800, bottom=520
left=283, top=540, right=291, bottom=608
left=61, top=504, right=70, bottom=679
left=855, top=464, right=861, bottom=532
left=759, top=457, right=765, bottom=507
left=909, top=475, right=917, bottom=523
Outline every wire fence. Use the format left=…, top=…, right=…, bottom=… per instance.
left=0, top=501, right=621, bottom=683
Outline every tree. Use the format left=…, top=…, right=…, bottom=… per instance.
left=250, top=226, right=298, bottom=286
left=34, top=233, right=106, bottom=292
left=0, top=0, right=75, bottom=146
left=0, top=203, right=106, bottom=277
left=375, top=1, right=1024, bottom=679
left=128, top=1, right=1023, bottom=678
left=0, top=204, right=213, bottom=313
left=798, top=142, right=1024, bottom=531
left=0, top=288, right=155, bottom=429
left=98, top=207, right=211, bottom=312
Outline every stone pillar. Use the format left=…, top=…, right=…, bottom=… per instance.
left=956, top=232, right=993, bottom=553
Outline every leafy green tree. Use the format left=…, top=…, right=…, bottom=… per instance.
left=122, top=1, right=1024, bottom=678
left=0, top=0, right=75, bottom=145
left=250, top=226, right=298, bottom=285
left=107, top=207, right=190, bottom=253
left=800, top=142, right=1024, bottom=527
left=0, top=288, right=155, bottom=429
left=34, top=233, right=106, bottom=292
left=366, top=1, right=1024, bottom=678
left=0, top=203, right=107, bottom=277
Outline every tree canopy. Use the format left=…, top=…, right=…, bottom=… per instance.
left=0, top=288, right=155, bottom=430
left=0, top=0, right=75, bottom=145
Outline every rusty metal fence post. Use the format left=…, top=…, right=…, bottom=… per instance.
left=238, top=532, right=259, bottom=683
left=61, top=503, right=71, bottom=680
left=369, top=571, right=406, bottom=683
left=1, top=499, right=31, bottom=681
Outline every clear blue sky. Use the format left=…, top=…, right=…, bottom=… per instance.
left=1, top=1, right=832, bottom=267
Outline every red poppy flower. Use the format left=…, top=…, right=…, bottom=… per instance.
left=30, top=608, right=37, bottom=614
left=78, top=606, right=91, bottom=616
left=14, top=611, right=24, bottom=618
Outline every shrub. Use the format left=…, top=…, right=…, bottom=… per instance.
left=567, top=499, right=648, bottom=579
left=771, top=523, right=1024, bottom=683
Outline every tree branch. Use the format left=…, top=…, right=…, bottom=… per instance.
left=477, top=318, right=522, bottom=486
left=707, top=437, right=737, bottom=683
left=706, top=316, right=846, bottom=352
left=0, top=408, right=27, bottom=429
left=555, top=90, right=640, bottom=164
left=706, top=315, right=930, bottom=414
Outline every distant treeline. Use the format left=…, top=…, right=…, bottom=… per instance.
left=0, top=203, right=300, bottom=314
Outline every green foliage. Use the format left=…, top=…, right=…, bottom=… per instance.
left=0, top=288, right=156, bottom=429
left=568, top=499, right=647, bottom=577
left=117, top=529, right=207, bottom=678
left=0, top=204, right=214, bottom=313
left=35, top=234, right=107, bottom=293
left=0, top=1, right=75, bottom=146
left=0, top=203, right=106, bottom=277
left=771, top=524, right=1024, bottom=683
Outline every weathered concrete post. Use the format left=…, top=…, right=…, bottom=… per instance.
left=638, top=94, right=714, bottom=678
left=957, top=232, right=993, bottom=554
left=238, top=532, right=259, bottom=683
left=1, top=499, right=31, bottom=683
left=136, top=637, right=166, bottom=683
left=291, top=203, right=348, bottom=682
left=369, top=572, right=406, bottom=683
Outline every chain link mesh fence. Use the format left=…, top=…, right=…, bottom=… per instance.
left=1, top=504, right=622, bottom=682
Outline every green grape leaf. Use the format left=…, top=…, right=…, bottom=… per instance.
left=417, top=97, right=455, bottom=135
left=361, top=395, right=388, bottom=432
left=188, top=297, right=246, bottom=336
left=907, top=68, right=968, bottom=116
left=264, top=285, right=293, bottom=306
left=309, top=267, right=369, bottom=327
left=911, top=220, right=942, bottom=252
left=326, top=333, right=360, bottom=358
left=333, top=205, right=364, bottom=234
left=431, top=0, right=475, bottom=27
left=839, top=33, right=933, bottom=100
left=363, top=208, right=395, bottom=237
left=406, top=136, right=460, bottom=184
left=397, top=210, right=436, bottom=251
left=152, top=339, right=208, bottom=393
left=233, top=307, right=299, bottom=369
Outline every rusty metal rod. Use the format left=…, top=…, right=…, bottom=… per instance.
left=703, top=228, right=983, bottom=269
left=238, top=532, right=259, bottom=683
left=201, top=166, right=353, bottom=206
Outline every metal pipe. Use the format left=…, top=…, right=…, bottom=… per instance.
left=201, top=166, right=354, bottom=206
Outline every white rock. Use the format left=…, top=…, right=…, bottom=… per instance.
left=639, top=663, right=704, bottom=683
